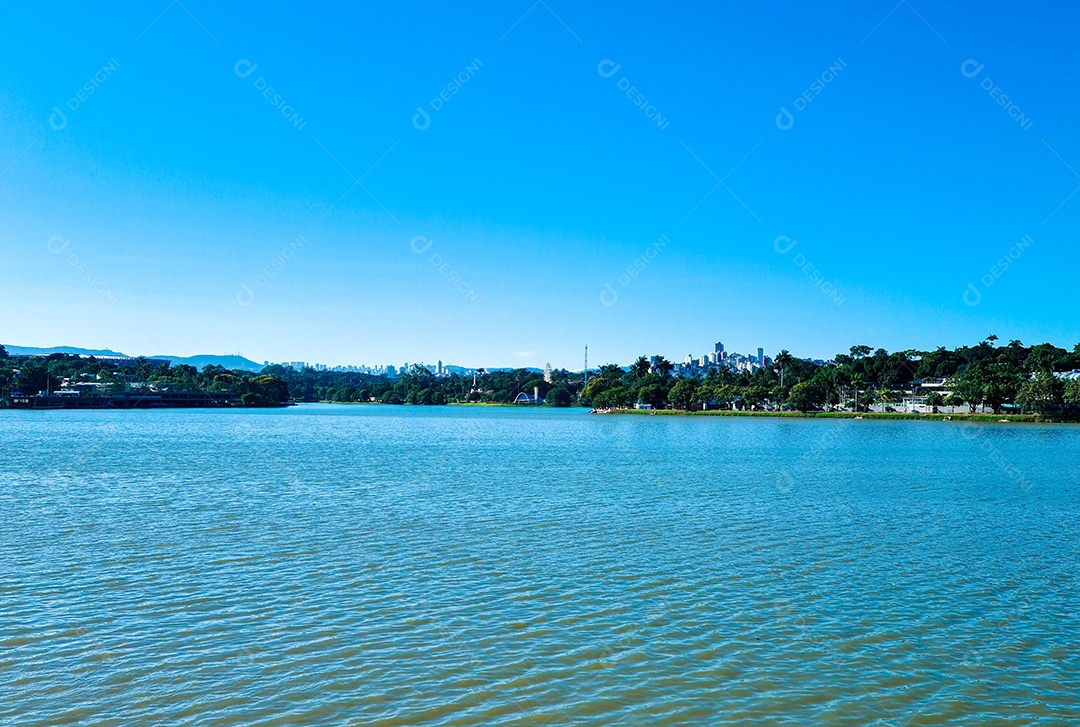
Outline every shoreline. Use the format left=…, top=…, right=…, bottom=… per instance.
left=6, top=399, right=1074, bottom=423
left=590, top=408, right=1077, bottom=423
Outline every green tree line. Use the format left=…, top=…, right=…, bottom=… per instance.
left=582, top=337, right=1080, bottom=416
left=261, top=363, right=581, bottom=406
left=6, top=336, right=1080, bottom=414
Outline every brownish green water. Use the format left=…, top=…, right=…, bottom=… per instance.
left=2, top=405, right=1077, bottom=724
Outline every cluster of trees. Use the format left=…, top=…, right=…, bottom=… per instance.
left=581, top=337, right=1080, bottom=415
left=582, top=355, right=794, bottom=411
left=0, top=348, right=288, bottom=407
left=262, top=363, right=582, bottom=406
left=938, top=338, right=1080, bottom=415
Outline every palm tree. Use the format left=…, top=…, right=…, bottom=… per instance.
left=653, top=355, right=674, bottom=378
left=851, top=373, right=864, bottom=411
left=774, top=350, right=794, bottom=388
left=599, top=363, right=623, bottom=379
left=926, top=392, right=944, bottom=414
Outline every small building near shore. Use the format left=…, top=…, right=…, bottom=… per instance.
left=903, top=396, right=930, bottom=413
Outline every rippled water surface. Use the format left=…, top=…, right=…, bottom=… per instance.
left=2, top=405, right=1079, bottom=725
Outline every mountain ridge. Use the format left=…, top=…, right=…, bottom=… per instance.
left=2, top=345, right=264, bottom=372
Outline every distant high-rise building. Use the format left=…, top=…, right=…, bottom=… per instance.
left=684, top=354, right=693, bottom=365
left=757, top=347, right=764, bottom=365
left=708, top=352, right=717, bottom=365
left=714, top=341, right=724, bottom=354
left=437, top=360, right=443, bottom=375
left=544, top=362, right=552, bottom=383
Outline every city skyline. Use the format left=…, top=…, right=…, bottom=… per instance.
left=3, top=3, right=1078, bottom=370
left=266, top=342, right=784, bottom=376
left=258, top=336, right=789, bottom=373
left=2, top=337, right=803, bottom=376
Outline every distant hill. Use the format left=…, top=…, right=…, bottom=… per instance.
left=3, top=345, right=550, bottom=376
left=2, top=344, right=264, bottom=373
left=5, top=345, right=127, bottom=357
left=151, top=354, right=264, bottom=372
left=442, top=365, right=543, bottom=374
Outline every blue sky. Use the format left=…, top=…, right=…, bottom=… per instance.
left=2, top=1, right=1078, bottom=369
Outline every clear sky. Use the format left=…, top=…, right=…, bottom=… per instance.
left=2, top=1, right=1078, bottom=369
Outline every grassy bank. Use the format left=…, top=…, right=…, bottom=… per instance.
left=446, top=401, right=520, bottom=407
left=313, top=400, right=519, bottom=407
left=599, top=409, right=1076, bottom=423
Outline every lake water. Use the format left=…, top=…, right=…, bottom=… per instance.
left=2, top=405, right=1078, bottom=725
